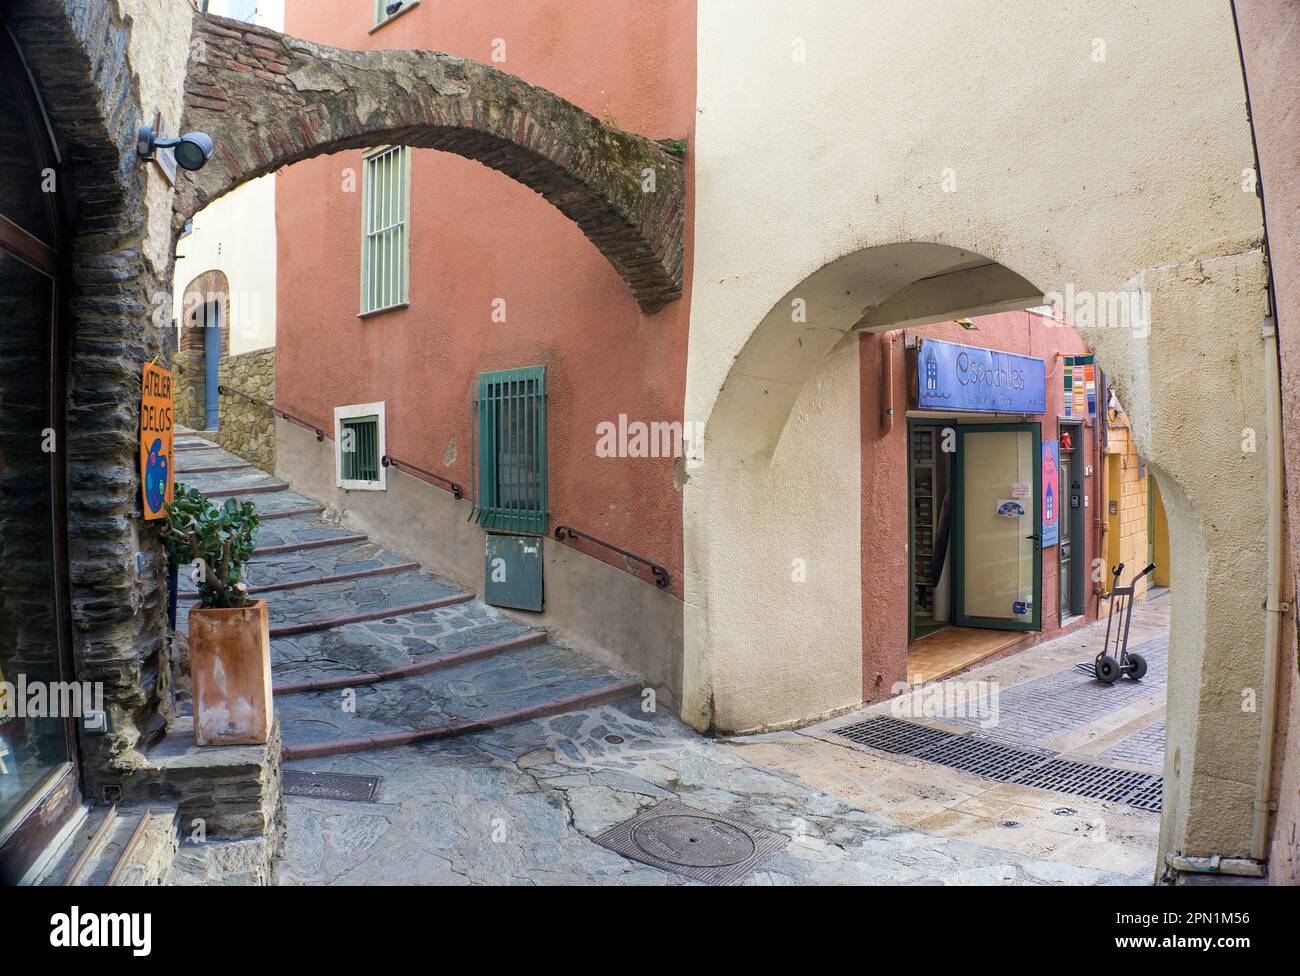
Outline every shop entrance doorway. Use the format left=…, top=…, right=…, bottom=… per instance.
left=952, top=424, right=1042, bottom=632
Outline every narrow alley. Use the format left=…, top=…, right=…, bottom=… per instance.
left=165, top=430, right=1167, bottom=886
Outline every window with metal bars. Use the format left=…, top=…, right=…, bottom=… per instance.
left=475, top=366, right=547, bottom=534
left=360, top=146, right=410, bottom=315
left=334, top=402, right=386, bottom=490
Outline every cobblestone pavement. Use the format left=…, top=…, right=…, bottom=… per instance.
left=1100, top=719, right=1166, bottom=768
left=935, top=635, right=1166, bottom=759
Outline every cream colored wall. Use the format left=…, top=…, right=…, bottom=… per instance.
left=173, top=172, right=278, bottom=353
left=171, top=0, right=282, bottom=354
left=687, top=0, right=1271, bottom=869
left=116, top=0, right=194, bottom=277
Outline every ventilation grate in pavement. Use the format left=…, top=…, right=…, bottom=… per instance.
left=1015, top=759, right=1156, bottom=804
left=830, top=717, right=1162, bottom=812
left=829, top=715, right=959, bottom=754
left=283, top=769, right=381, bottom=802
left=1121, top=777, right=1164, bottom=813
left=913, top=735, right=1053, bottom=782
left=594, top=800, right=788, bottom=885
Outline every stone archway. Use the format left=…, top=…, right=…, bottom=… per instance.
left=177, top=12, right=684, bottom=313
left=683, top=236, right=1272, bottom=876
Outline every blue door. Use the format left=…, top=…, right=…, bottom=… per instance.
left=203, top=302, right=220, bottom=429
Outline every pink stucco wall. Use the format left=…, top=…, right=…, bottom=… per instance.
left=277, top=0, right=695, bottom=592
left=860, top=311, right=1103, bottom=701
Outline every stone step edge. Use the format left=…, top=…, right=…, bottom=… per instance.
left=281, top=678, right=642, bottom=760
left=254, top=533, right=368, bottom=556
left=175, top=461, right=254, bottom=474
left=182, top=561, right=420, bottom=602
left=257, top=505, right=325, bottom=522
left=272, top=630, right=546, bottom=694
left=206, top=482, right=289, bottom=498
left=268, top=593, right=476, bottom=637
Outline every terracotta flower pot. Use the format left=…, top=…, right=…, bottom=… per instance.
left=188, top=599, right=273, bottom=746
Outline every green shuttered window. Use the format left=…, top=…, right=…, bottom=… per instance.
left=360, top=145, right=410, bottom=315
left=476, top=366, right=547, bottom=534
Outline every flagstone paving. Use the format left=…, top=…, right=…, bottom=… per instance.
left=172, top=433, right=639, bottom=766
left=173, top=431, right=1167, bottom=885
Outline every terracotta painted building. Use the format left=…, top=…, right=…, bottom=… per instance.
left=272, top=0, right=695, bottom=704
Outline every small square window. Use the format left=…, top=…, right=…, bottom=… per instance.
left=335, top=402, right=386, bottom=490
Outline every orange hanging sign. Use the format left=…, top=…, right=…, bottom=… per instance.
left=140, top=361, right=174, bottom=520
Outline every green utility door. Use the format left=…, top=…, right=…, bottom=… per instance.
left=953, top=423, right=1042, bottom=632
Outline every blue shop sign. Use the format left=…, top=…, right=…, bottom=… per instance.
left=917, top=338, right=1047, bottom=415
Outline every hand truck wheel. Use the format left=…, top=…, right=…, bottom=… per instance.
left=1095, top=655, right=1121, bottom=683
left=1125, top=653, right=1147, bottom=681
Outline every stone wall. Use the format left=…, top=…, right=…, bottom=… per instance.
left=216, top=346, right=276, bottom=471
left=5, top=0, right=189, bottom=802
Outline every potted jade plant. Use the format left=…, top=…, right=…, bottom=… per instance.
left=161, top=483, right=271, bottom=746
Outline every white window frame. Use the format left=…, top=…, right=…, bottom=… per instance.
left=371, top=0, right=420, bottom=32
left=360, top=145, right=411, bottom=316
left=334, top=401, right=387, bottom=491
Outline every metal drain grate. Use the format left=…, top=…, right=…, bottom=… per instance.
left=283, top=769, right=381, bottom=802
left=830, top=715, right=959, bottom=754
left=830, top=717, right=1164, bottom=812
left=1013, top=759, right=1155, bottom=804
left=594, top=800, right=788, bottom=885
left=1121, top=776, right=1164, bottom=812
left=914, top=735, right=1053, bottom=782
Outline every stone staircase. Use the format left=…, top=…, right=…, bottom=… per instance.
left=33, top=804, right=179, bottom=886
left=171, top=432, right=641, bottom=762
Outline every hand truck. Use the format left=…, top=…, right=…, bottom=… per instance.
left=1092, top=562, right=1156, bottom=682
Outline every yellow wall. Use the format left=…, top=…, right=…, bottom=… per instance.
left=1104, top=407, right=1151, bottom=604
left=1151, top=477, right=1172, bottom=587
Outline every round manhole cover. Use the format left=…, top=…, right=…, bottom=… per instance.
left=630, top=814, right=756, bottom=868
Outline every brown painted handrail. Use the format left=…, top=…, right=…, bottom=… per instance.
left=553, top=525, right=671, bottom=589
left=274, top=406, right=324, bottom=441
left=382, top=454, right=463, bottom=499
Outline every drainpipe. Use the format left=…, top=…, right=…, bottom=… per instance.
left=1254, top=312, right=1284, bottom=865
left=880, top=333, right=895, bottom=436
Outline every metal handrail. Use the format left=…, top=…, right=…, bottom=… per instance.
left=553, top=525, right=672, bottom=589
left=274, top=406, right=324, bottom=441
left=217, top=384, right=273, bottom=411
left=381, top=454, right=463, bottom=500
left=217, top=385, right=325, bottom=442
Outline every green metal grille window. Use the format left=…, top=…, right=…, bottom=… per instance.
left=476, top=366, right=547, bottom=534
left=340, top=416, right=380, bottom=483
left=360, top=145, right=410, bottom=315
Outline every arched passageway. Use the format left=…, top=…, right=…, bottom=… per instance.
left=177, top=13, right=685, bottom=312
left=684, top=239, right=1272, bottom=875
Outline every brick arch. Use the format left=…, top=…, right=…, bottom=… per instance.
left=177, top=13, right=685, bottom=313
left=179, top=268, right=232, bottom=357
